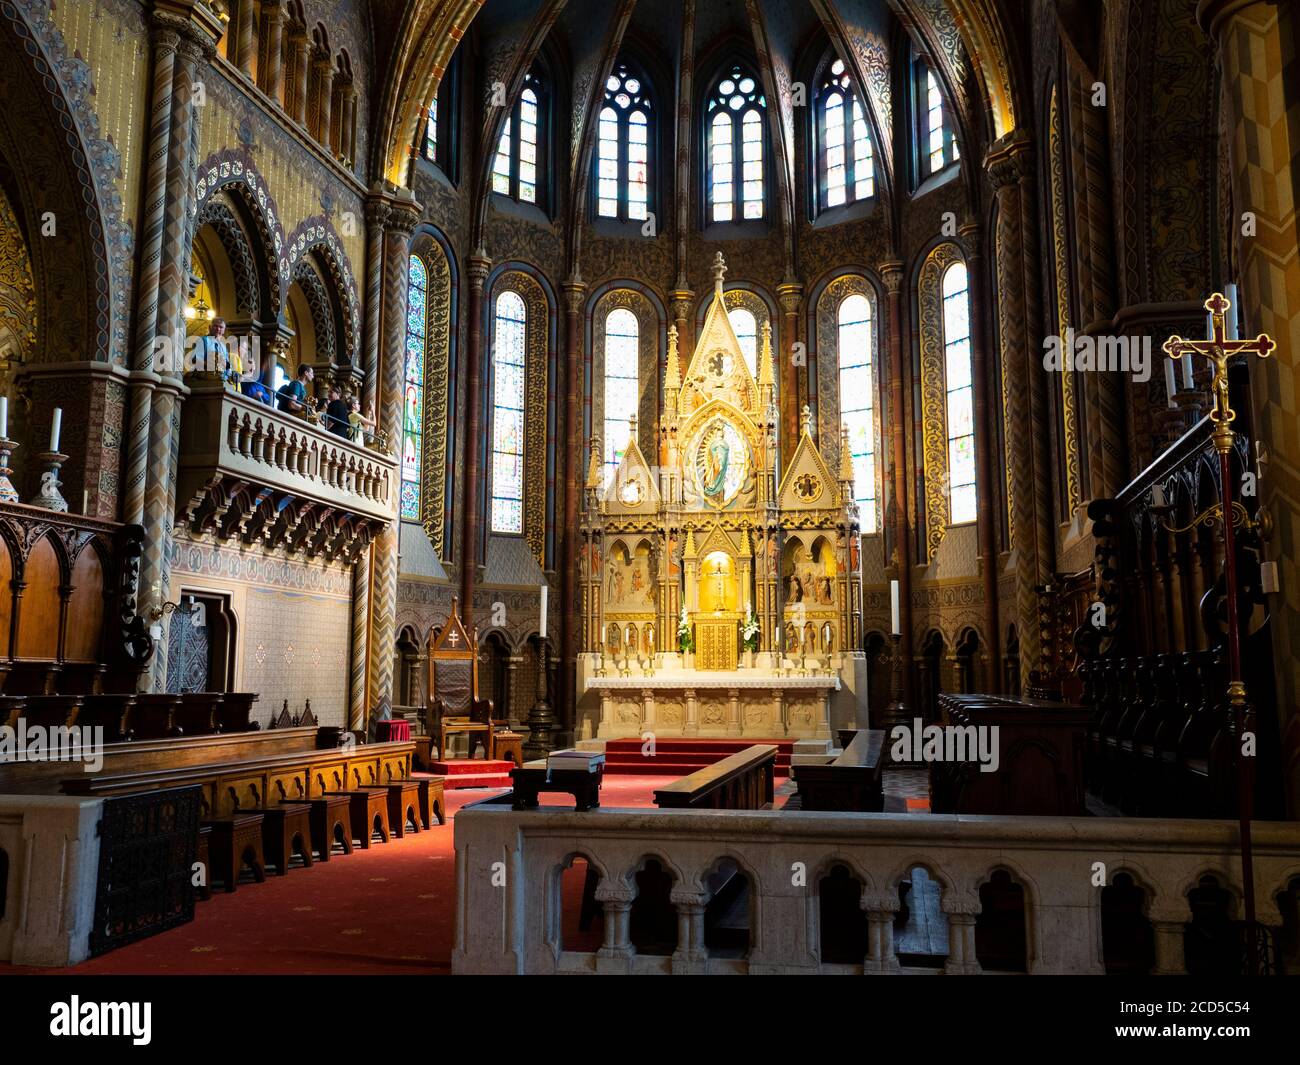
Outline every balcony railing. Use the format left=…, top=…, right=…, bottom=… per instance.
left=177, top=379, right=397, bottom=560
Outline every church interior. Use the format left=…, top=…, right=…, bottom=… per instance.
left=0, top=0, right=1299, bottom=984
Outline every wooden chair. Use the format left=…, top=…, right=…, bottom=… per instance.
left=428, top=597, right=497, bottom=760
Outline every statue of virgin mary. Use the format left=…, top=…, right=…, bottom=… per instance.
left=701, top=426, right=730, bottom=500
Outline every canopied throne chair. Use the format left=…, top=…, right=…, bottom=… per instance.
left=427, top=597, right=496, bottom=760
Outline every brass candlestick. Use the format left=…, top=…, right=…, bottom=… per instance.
left=30, top=450, right=69, bottom=512
left=0, top=438, right=18, bottom=503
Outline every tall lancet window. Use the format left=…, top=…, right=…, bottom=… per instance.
left=837, top=293, right=876, bottom=532
left=727, top=307, right=758, bottom=378
left=603, top=308, right=640, bottom=485
left=706, top=63, right=766, bottom=222
left=817, top=58, right=874, bottom=210
left=942, top=262, right=976, bottom=523
left=424, top=97, right=438, bottom=161
left=491, top=291, right=528, bottom=533
left=915, top=58, right=959, bottom=178
left=595, top=62, right=652, bottom=221
left=402, top=253, right=427, bottom=520
left=492, top=71, right=544, bottom=204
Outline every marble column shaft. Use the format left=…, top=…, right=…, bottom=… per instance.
left=560, top=279, right=585, bottom=737
left=881, top=260, right=914, bottom=708
left=460, top=253, right=491, bottom=621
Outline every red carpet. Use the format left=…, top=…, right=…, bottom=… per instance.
left=0, top=776, right=663, bottom=977
left=429, top=759, right=515, bottom=789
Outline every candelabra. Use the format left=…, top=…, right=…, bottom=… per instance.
left=0, top=438, right=18, bottom=503
left=29, top=450, right=69, bottom=512
left=523, top=640, right=557, bottom=759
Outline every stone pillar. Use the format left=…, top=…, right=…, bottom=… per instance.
left=960, top=221, right=1002, bottom=685
left=862, top=894, right=902, bottom=974
left=1150, top=915, right=1187, bottom=976
left=881, top=260, right=914, bottom=709
left=1198, top=0, right=1300, bottom=814
left=560, top=277, right=586, bottom=742
left=259, top=0, right=284, bottom=102
left=235, top=0, right=255, bottom=78
left=942, top=903, right=982, bottom=975
left=670, top=889, right=708, bottom=971
left=460, top=251, right=492, bottom=622
left=290, top=31, right=309, bottom=125
left=365, top=185, right=421, bottom=722
left=986, top=133, right=1053, bottom=675
left=312, top=55, right=333, bottom=144
left=123, top=16, right=180, bottom=530
left=138, top=7, right=220, bottom=689
left=595, top=883, right=636, bottom=973
left=348, top=550, right=370, bottom=730
left=776, top=282, right=802, bottom=465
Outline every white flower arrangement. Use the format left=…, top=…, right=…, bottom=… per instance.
left=677, top=605, right=694, bottom=654
left=742, top=608, right=760, bottom=651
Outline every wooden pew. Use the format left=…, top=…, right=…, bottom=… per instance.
left=792, top=729, right=885, bottom=811
left=933, top=693, right=1089, bottom=816
left=61, top=739, right=419, bottom=819
left=653, top=744, right=776, bottom=810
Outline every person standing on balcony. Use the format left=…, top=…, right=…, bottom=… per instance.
left=276, top=363, right=314, bottom=415
left=348, top=394, right=375, bottom=444
left=325, top=385, right=351, bottom=438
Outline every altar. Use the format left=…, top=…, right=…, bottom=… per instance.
left=575, top=254, right=867, bottom=740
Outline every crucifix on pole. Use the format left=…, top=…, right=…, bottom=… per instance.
left=1162, top=291, right=1274, bottom=973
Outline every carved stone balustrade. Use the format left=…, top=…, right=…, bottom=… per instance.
left=177, top=381, right=396, bottom=562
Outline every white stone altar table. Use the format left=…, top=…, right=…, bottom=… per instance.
left=587, top=671, right=838, bottom=739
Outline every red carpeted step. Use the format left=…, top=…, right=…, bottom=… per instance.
left=429, top=759, right=515, bottom=789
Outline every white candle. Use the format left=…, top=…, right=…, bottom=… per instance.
left=1164, top=355, right=1177, bottom=406
left=1225, top=283, right=1240, bottom=340
left=49, top=408, right=62, bottom=452
left=82, top=489, right=89, bottom=513
left=0, top=396, right=7, bottom=438
left=538, top=584, right=547, bottom=639
left=890, top=579, right=901, bottom=636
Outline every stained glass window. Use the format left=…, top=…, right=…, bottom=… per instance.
left=493, top=72, right=544, bottom=204
left=942, top=262, right=976, bottom=524
left=402, top=254, right=428, bottom=520
left=595, top=63, right=652, bottom=221
left=491, top=290, right=527, bottom=534
left=817, top=58, right=875, bottom=211
left=918, top=62, right=958, bottom=177
left=727, top=307, right=758, bottom=378
left=837, top=293, right=876, bottom=533
left=707, top=63, right=765, bottom=223
left=603, top=308, right=639, bottom=486
left=424, top=97, right=437, bottom=161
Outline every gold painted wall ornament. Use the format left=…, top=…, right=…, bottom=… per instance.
left=917, top=242, right=965, bottom=561
left=1048, top=88, right=1081, bottom=514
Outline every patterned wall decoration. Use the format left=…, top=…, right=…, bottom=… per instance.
left=588, top=286, right=662, bottom=465
left=489, top=269, right=551, bottom=568
left=196, top=200, right=262, bottom=318
left=916, top=241, right=964, bottom=561
left=812, top=272, right=882, bottom=533
left=284, top=216, right=361, bottom=362
left=414, top=235, right=453, bottom=561
left=199, top=67, right=366, bottom=290
left=194, top=148, right=290, bottom=317
left=290, top=259, right=336, bottom=363
left=1047, top=87, right=1082, bottom=515
left=0, top=182, right=35, bottom=378
left=19, top=0, right=138, bottom=365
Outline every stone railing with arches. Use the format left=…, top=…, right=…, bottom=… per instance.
left=177, top=380, right=396, bottom=560
left=451, top=800, right=1300, bottom=974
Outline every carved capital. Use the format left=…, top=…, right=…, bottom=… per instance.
left=880, top=259, right=905, bottom=295
left=985, top=131, right=1034, bottom=191
left=467, top=251, right=492, bottom=287
left=562, top=277, right=587, bottom=315
left=776, top=282, right=803, bottom=315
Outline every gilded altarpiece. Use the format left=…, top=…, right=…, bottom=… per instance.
left=577, top=257, right=867, bottom=742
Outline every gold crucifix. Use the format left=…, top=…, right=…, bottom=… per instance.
left=1162, top=292, right=1274, bottom=456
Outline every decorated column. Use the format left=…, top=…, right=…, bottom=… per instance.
left=560, top=276, right=586, bottom=739
left=460, top=251, right=491, bottom=621
left=365, top=184, right=420, bottom=723
left=776, top=281, right=802, bottom=465
left=881, top=259, right=914, bottom=708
